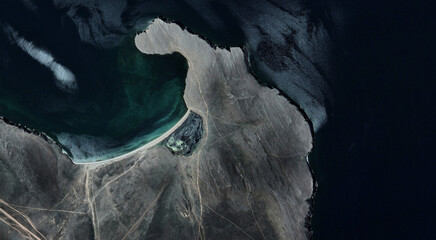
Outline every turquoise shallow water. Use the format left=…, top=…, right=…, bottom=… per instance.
left=0, top=32, right=188, bottom=162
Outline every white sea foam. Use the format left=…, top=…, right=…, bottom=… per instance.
left=56, top=133, right=110, bottom=161
left=4, top=24, right=78, bottom=92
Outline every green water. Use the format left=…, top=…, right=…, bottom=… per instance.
left=0, top=34, right=188, bottom=162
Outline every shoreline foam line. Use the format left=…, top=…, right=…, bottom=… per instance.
left=74, top=109, right=191, bottom=166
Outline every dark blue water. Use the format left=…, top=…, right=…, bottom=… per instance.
left=154, top=1, right=436, bottom=238
left=1, top=0, right=435, bottom=238
left=310, top=1, right=435, bottom=239
left=0, top=1, right=188, bottom=162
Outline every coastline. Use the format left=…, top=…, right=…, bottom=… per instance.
left=152, top=16, right=318, bottom=238
left=74, top=109, right=191, bottom=166
left=0, top=17, right=315, bottom=239
left=136, top=18, right=313, bottom=238
left=0, top=109, right=191, bottom=166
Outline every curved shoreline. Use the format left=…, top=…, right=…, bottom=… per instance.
left=0, top=16, right=318, bottom=225
left=0, top=109, right=191, bottom=166
left=1, top=17, right=316, bottom=239
left=74, top=109, right=191, bottom=166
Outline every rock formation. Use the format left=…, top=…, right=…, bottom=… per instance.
left=165, top=111, right=203, bottom=156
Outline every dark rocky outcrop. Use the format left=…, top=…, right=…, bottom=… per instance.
left=164, top=111, right=203, bottom=156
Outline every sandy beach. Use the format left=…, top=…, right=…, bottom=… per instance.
left=74, top=109, right=192, bottom=166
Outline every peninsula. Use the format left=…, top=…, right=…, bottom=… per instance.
left=0, top=18, right=314, bottom=239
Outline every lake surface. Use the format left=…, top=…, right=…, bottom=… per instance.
left=0, top=1, right=188, bottom=162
